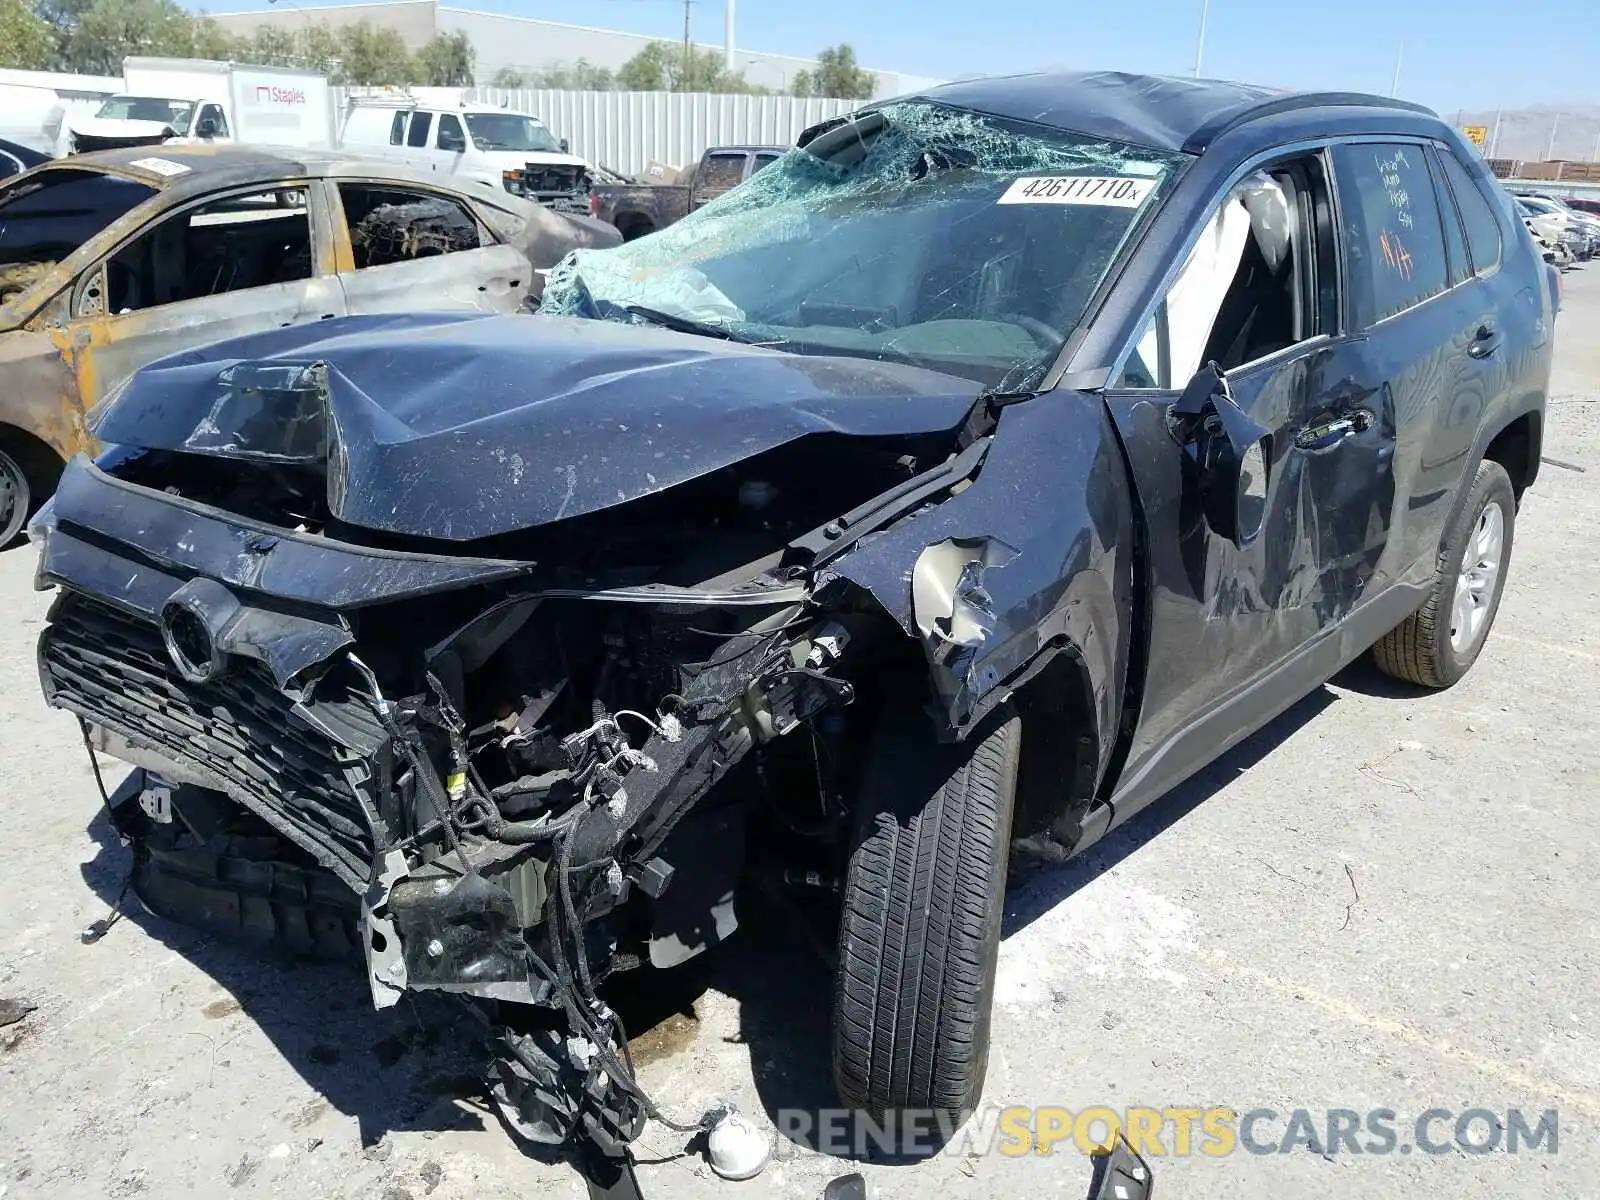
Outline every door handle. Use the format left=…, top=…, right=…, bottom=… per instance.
left=1294, top=409, right=1372, bottom=451
left=1468, top=323, right=1500, bottom=359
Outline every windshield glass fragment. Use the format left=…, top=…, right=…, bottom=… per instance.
left=541, top=102, right=1187, bottom=388
left=464, top=113, right=562, bottom=153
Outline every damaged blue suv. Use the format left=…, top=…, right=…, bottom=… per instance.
left=34, top=71, right=1550, bottom=1162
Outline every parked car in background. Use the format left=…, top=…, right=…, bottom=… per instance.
left=0, top=145, right=617, bottom=543
left=32, top=73, right=1551, bottom=1176
left=1512, top=190, right=1600, bottom=258
left=340, top=93, right=595, bottom=213
left=1560, top=194, right=1600, bottom=218
left=590, top=143, right=786, bottom=239
left=70, top=58, right=336, bottom=153
left=1513, top=193, right=1589, bottom=260
left=0, top=138, right=49, bottom=180
left=0, top=83, right=69, bottom=159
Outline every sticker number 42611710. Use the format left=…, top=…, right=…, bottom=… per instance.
left=999, top=176, right=1156, bottom=207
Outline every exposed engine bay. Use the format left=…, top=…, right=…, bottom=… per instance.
left=32, top=306, right=1027, bottom=1168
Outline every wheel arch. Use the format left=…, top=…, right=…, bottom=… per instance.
left=1483, top=408, right=1542, bottom=501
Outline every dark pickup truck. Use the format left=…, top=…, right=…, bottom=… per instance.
left=590, top=144, right=785, bottom=239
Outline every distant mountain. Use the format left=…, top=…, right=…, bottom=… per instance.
left=1453, top=104, right=1600, bottom=163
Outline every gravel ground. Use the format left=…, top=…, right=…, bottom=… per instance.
left=1, top=270, right=1597, bottom=1200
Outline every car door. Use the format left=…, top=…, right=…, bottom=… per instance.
left=55, top=180, right=346, bottom=415
left=331, top=180, right=531, bottom=314
left=1323, top=140, right=1480, bottom=584
left=1099, top=147, right=1403, bottom=809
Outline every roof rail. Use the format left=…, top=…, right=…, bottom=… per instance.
left=1183, top=91, right=1437, bottom=153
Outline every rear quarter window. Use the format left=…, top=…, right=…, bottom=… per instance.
left=1332, top=143, right=1450, bottom=326
left=1437, top=151, right=1503, bottom=276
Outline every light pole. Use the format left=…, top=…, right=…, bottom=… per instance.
left=724, top=0, right=735, bottom=73
left=1192, top=0, right=1210, bottom=78
left=1390, top=42, right=1403, bottom=97
left=1545, top=112, right=1561, bottom=161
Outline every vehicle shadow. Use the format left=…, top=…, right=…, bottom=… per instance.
left=724, top=683, right=1340, bottom=1165
left=1327, top=654, right=1435, bottom=699
left=78, top=806, right=492, bottom=1150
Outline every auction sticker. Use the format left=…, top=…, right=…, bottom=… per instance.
left=999, top=175, right=1155, bottom=207
left=127, top=157, right=192, bottom=177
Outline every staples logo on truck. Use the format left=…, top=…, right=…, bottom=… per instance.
left=255, top=86, right=308, bottom=107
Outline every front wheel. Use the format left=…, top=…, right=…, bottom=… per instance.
left=831, top=704, right=1020, bottom=1125
left=0, top=447, right=30, bottom=548
left=1372, top=459, right=1516, bottom=687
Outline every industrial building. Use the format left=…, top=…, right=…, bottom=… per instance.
left=208, top=1, right=942, bottom=97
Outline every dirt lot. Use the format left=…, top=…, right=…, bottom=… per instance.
left=2, top=272, right=1598, bottom=1200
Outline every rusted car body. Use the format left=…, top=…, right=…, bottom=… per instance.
left=0, top=145, right=616, bottom=543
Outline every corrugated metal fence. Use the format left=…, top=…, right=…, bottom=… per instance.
left=334, top=88, right=858, bottom=177
left=481, top=91, right=856, bottom=176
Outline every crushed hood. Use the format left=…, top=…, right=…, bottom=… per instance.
left=94, top=312, right=979, bottom=542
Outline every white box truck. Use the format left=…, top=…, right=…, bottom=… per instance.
left=69, top=58, right=335, bottom=153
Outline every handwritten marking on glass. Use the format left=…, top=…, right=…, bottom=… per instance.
left=1375, top=148, right=1415, bottom=229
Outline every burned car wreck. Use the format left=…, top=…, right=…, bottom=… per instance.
left=35, top=71, right=1549, bottom=1177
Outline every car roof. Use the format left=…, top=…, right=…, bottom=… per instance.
left=25, top=144, right=533, bottom=208
left=901, top=69, right=1438, bottom=155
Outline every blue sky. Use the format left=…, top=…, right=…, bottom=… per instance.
left=200, top=0, right=1599, bottom=113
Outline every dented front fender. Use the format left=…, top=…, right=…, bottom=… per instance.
left=831, top=395, right=1134, bottom=779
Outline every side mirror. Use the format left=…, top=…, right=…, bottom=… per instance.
left=195, top=116, right=219, bottom=138
left=559, top=138, right=570, bottom=153
left=1167, top=362, right=1272, bottom=548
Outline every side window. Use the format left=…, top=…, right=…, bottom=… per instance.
left=1331, top=143, right=1449, bottom=326
left=103, top=187, right=312, bottom=314
left=1430, top=150, right=1471, bottom=288
left=696, top=153, right=748, bottom=201
left=197, top=104, right=229, bottom=138
left=338, top=184, right=485, bottom=269
left=406, top=112, right=433, bottom=149
left=389, top=111, right=407, bottom=145
left=752, top=152, right=781, bottom=174
left=437, top=113, right=467, bottom=153
left=1118, top=155, right=1335, bottom=388
left=1438, top=150, right=1503, bottom=276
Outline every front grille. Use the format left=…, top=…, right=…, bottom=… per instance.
left=524, top=164, right=583, bottom=195
left=40, top=594, right=383, bottom=891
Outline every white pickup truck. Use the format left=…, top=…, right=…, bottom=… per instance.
left=69, top=57, right=335, bottom=153
left=339, top=92, right=600, bottom=213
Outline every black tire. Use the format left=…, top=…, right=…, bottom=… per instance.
left=1372, top=459, right=1516, bottom=688
left=832, top=704, right=1020, bottom=1124
left=0, top=447, right=30, bottom=549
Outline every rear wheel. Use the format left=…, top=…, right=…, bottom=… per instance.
left=831, top=704, right=1020, bottom=1126
left=1372, top=459, right=1515, bottom=687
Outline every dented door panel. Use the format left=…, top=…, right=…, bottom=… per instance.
left=55, top=277, right=347, bottom=417
left=336, top=245, right=533, bottom=315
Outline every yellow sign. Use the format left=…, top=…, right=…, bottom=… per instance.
left=1463, top=125, right=1489, bottom=150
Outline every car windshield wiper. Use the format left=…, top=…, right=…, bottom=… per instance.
left=620, top=303, right=763, bottom=345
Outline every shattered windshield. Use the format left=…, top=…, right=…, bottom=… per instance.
left=464, top=113, right=562, bottom=153
left=96, top=96, right=196, bottom=133
left=541, top=103, right=1187, bottom=389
